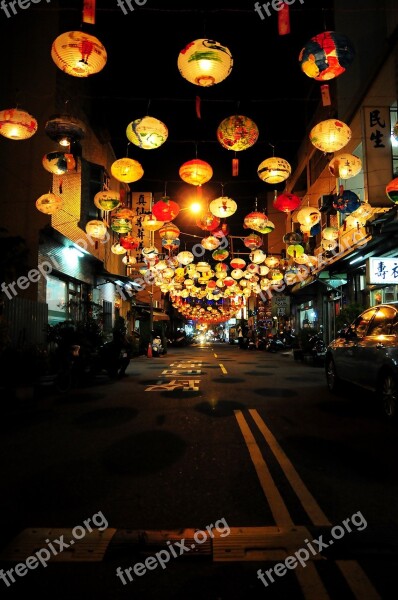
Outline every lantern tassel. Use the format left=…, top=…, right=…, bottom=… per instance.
left=82, top=0, right=96, bottom=24
left=321, top=84, right=331, bottom=107
left=278, top=2, right=290, bottom=35
left=196, top=96, right=201, bottom=119
left=232, top=157, right=239, bottom=177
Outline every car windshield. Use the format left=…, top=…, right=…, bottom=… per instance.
left=367, top=306, right=397, bottom=336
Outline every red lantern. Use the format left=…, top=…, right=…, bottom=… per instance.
left=152, top=196, right=180, bottom=221
left=243, top=233, right=263, bottom=249
left=274, top=193, right=301, bottom=213
left=212, top=222, right=230, bottom=237
left=196, top=211, right=220, bottom=231
left=120, top=235, right=140, bottom=250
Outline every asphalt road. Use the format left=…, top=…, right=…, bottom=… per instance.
left=0, top=343, right=397, bottom=599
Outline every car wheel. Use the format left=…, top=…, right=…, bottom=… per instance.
left=378, top=372, right=398, bottom=419
left=326, top=358, right=340, bottom=393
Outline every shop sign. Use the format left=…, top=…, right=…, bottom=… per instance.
left=367, top=257, right=398, bottom=285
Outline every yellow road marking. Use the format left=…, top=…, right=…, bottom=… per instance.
left=219, top=363, right=227, bottom=374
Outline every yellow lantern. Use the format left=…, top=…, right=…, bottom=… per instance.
left=85, top=220, right=107, bottom=240
left=159, top=222, right=180, bottom=240
left=111, top=158, right=144, bottom=183
left=257, top=157, right=291, bottom=184
left=296, top=206, right=322, bottom=227
left=250, top=249, right=266, bottom=264
left=94, top=190, right=121, bottom=212
left=42, top=152, right=76, bottom=175
left=179, top=159, right=213, bottom=186
left=322, top=226, right=339, bottom=240
left=51, top=31, right=107, bottom=77
left=36, top=193, right=63, bottom=214
left=201, top=236, right=220, bottom=250
left=177, top=38, right=233, bottom=87
left=287, top=244, right=305, bottom=257
left=321, top=239, right=338, bottom=251
left=329, top=153, right=362, bottom=179
left=111, top=243, right=126, bottom=255
left=141, top=214, right=164, bottom=231
left=217, top=115, right=259, bottom=151
left=244, top=211, right=269, bottom=232
left=209, top=196, right=237, bottom=218
left=0, top=108, right=37, bottom=140
left=310, top=119, right=351, bottom=153
left=177, top=251, right=194, bottom=266
left=265, top=256, right=280, bottom=268
left=126, top=116, right=168, bottom=149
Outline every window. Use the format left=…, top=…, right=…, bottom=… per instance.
left=351, top=308, right=377, bottom=337
left=47, top=275, right=67, bottom=324
left=367, top=307, right=397, bottom=336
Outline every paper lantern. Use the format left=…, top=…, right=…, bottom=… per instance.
left=44, top=114, right=86, bottom=146
left=321, top=239, right=338, bottom=251
left=177, top=38, right=233, bottom=87
left=36, top=193, right=63, bottom=214
left=51, top=31, right=107, bottom=77
left=141, top=214, right=164, bottom=231
left=152, top=197, right=180, bottom=221
left=329, top=153, right=362, bottom=179
left=257, top=157, right=291, bottom=184
left=142, top=246, right=159, bottom=259
left=283, top=232, right=303, bottom=244
left=122, top=254, right=137, bottom=265
left=310, top=119, right=351, bottom=153
left=274, top=193, right=301, bottom=213
left=177, top=251, right=194, bottom=265
left=322, top=227, right=339, bottom=240
left=230, top=257, right=246, bottom=270
left=201, top=236, right=220, bottom=250
left=110, top=216, right=132, bottom=234
left=120, top=235, right=140, bottom=250
left=244, top=211, right=269, bottom=232
left=94, top=190, right=121, bottom=212
left=196, top=212, right=220, bottom=231
left=111, top=158, right=143, bottom=183
left=287, top=244, right=305, bottom=257
left=265, top=256, right=280, bottom=268
left=111, top=243, right=127, bottom=255
left=333, top=190, right=361, bottom=214
left=352, top=202, right=372, bottom=220
left=231, top=269, right=244, bottom=280
left=162, top=238, right=180, bottom=251
left=217, top=115, right=259, bottom=151
left=0, top=108, right=37, bottom=140
left=299, top=31, right=355, bottom=81
left=159, top=222, right=180, bottom=240
left=209, top=196, right=237, bottom=218
left=257, top=220, right=275, bottom=234
left=212, top=248, right=229, bottom=261
left=243, top=233, right=262, bottom=249
left=212, top=223, right=230, bottom=238
left=386, top=178, right=398, bottom=203
left=250, top=249, right=266, bottom=264
left=85, top=220, right=107, bottom=240
left=296, top=206, right=321, bottom=226
left=42, top=152, right=76, bottom=175
left=126, top=116, right=168, bottom=149
left=179, top=159, right=213, bottom=186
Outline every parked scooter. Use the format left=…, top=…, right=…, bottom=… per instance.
left=152, top=336, right=165, bottom=357
left=265, top=334, right=286, bottom=353
left=308, top=333, right=327, bottom=366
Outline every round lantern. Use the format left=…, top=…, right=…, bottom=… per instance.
left=110, top=216, right=132, bottom=234
left=196, top=211, right=220, bottom=231
left=159, top=222, right=180, bottom=240
left=36, top=192, right=63, bottom=215
left=333, top=190, right=361, bottom=214
left=152, top=197, right=180, bottom=221
left=42, top=152, right=76, bottom=175
left=257, top=157, right=291, bottom=184
left=265, top=256, right=280, bottom=268
left=223, top=276, right=235, bottom=287
left=162, top=238, right=180, bottom=251
left=0, top=108, right=38, bottom=140
left=111, top=158, right=143, bottom=183
left=386, top=178, right=398, bottom=203
left=310, top=119, right=351, bottom=153
left=177, top=38, right=233, bottom=87
left=231, top=269, right=244, bottom=280
left=120, top=235, right=139, bottom=250
left=142, top=245, right=158, bottom=259
left=321, top=239, right=338, bottom=251
left=201, top=236, right=220, bottom=250
left=179, top=159, right=213, bottom=186
left=287, top=244, right=305, bottom=257
left=212, top=248, right=229, bottom=261
left=94, top=190, right=121, bottom=212
left=111, top=243, right=126, bottom=255
left=243, top=233, right=262, bottom=249
left=299, top=31, right=355, bottom=81
left=217, top=115, right=259, bottom=151
left=209, top=196, right=237, bottom=218
left=177, top=251, right=194, bottom=266
left=310, top=223, right=322, bottom=236
left=329, top=153, right=362, bottom=179
left=274, top=193, right=301, bottom=213
left=212, top=223, right=230, bottom=238
left=122, top=254, right=137, bottom=265
left=257, top=220, right=275, bottom=234
left=244, top=211, right=269, bottom=232
left=322, top=227, right=339, bottom=241
left=250, top=249, right=266, bottom=264
left=126, top=116, right=168, bottom=149
left=141, top=214, right=164, bottom=231
left=296, top=206, right=321, bottom=227
left=85, top=220, right=107, bottom=240
left=352, top=202, right=372, bottom=220
left=51, top=31, right=107, bottom=77
left=283, top=232, right=303, bottom=244
left=230, top=257, right=246, bottom=269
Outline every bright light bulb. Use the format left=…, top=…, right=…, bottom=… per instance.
left=190, top=202, right=202, bottom=214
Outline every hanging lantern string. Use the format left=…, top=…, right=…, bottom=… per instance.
left=269, top=143, right=275, bottom=156
left=164, top=181, right=168, bottom=197
left=126, top=142, right=131, bottom=157
left=147, top=98, right=151, bottom=115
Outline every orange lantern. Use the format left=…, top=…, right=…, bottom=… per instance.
left=111, top=158, right=143, bottom=183
left=152, top=197, right=180, bottom=221
left=0, top=108, right=37, bottom=140
left=217, top=115, right=259, bottom=151
left=196, top=211, right=220, bottom=231
left=159, top=222, right=180, bottom=240
left=179, top=159, right=213, bottom=186
left=51, top=31, right=107, bottom=77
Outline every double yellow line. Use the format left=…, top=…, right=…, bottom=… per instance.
left=234, top=409, right=381, bottom=599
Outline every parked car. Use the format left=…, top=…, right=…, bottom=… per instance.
left=325, top=303, right=398, bottom=419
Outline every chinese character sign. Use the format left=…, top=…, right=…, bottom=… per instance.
left=367, top=257, right=398, bottom=285
left=363, top=106, right=392, bottom=207
left=131, top=192, right=153, bottom=262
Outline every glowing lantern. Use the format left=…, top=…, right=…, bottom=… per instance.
left=152, top=197, right=180, bottom=221
left=244, top=211, right=269, bottom=232
left=257, top=220, right=275, bottom=234
left=322, top=227, right=339, bottom=240
left=159, top=222, right=180, bottom=240
left=177, top=38, right=233, bottom=87
left=36, top=193, right=63, bottom=214
left=111, top=243, right=126, bottom=255
left=126, top=116, right=168, bottom=149
left=310, top=119, right=351, bottom=153
left=217, top=115, right=259, bottom=151
left=231, top=269, right=244, bottom=280
left=274, top=193, right=301, bottom=213
left=223, top=277, right=235, bottom=287
left=259, top=265, right=270, bottom=276
left=120, top=235, right=139, bottom=250
left=283, top=232, right=303, bottom=244
left=244, top=233, right=262, bottom=249
left=209, top=196, right=237, bottom=218
left=352, top=202, right=372, bottom=220
left=51, top=31, right=107, bottom=77
left=250, top=249, right=266, bottom=264
left=196, top=211, right=220, bottom=231
left=94, top=190, right=121, bottom=212
left=230, top=257, right=246, bottom=269
left=142, top=246, right=158, bottom=259
left=321, top=239, right=338, bottom=251
left=111, top=158, right=143, bottom=183
left=201, top=236, right=220, bottom=250
left=270, top=269, right=284, bottom=281
left=42, top=152, right=76, bottom=175
left=212, top=223, right=230, bottom=237
left=85, top=220, right=107, bottom=240
left=257, top=157, right=291, bottom=184
left=110, top=216, right=132, bottom=234
left=122, top=254, right=137, bottom=265
left=287, top=244, right=305, bottom=257
left=265, top=256, right=280, bottom=268
left=299, top=31, right=355, bottom=81
left=386, top=178, right=398, bottom=203
left=212, top=248, right=229, bottom=261
left=141, top=214, right=164, bottom=231
left=162, top=238, right=180, bottom=251
left=0, top=108, right=37, bottom=140
left=179, top=159, right=213, bottom=186
left=296, top=206, right=321, bottom=227
left=329, top=153, right=362, bottom=179
left=177, top=251, right=194, bottom=265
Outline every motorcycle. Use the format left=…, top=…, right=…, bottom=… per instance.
left=265, top=334, right=286, bottom=353
left=152, top=336, right=165, bottom=357
left=308, top=333, right=327, bottom=366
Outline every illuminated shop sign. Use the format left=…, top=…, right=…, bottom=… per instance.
left=367, top=257, right=398, bottom=285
